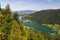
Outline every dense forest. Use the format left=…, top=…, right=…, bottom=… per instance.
left=0, top=4, right=60, bottom=40
left=25, top=9, right=60, bottom=24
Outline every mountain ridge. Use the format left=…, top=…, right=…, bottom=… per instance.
left=12, top=10, right=36, bottom=15
left=25, top=9, right=60, bottom=24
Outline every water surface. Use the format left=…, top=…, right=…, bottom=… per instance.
left=23, top=22, right=57, bottom=34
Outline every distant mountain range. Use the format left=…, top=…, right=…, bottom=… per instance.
left=12, top=10, right=36, bottom=15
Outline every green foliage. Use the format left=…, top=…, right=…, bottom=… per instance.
left=0, top=4, right=46, bottom=40
left=0, top=4, right=60, bottom=40
left=13, top=12, right=19, bottom=22
left=25, top=9, right=60, bottom=24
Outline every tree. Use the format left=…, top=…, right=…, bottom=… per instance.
left=13, top=12, right=19, bottom=22
left=2, top=4, right=13, bottom=40
left=0, top=3, right=1, bottom=10
left=5, top=4, right=11, bottom=17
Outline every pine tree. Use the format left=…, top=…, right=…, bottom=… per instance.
left=5, top=4, right=11, bottom=17
left=13, top=12, right=19, bottom=22
left=0, top=3, right=2, bottom=11
left=3, top=4, right=13, bottom=40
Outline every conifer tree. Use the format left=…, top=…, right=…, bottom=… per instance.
left=5, top=4, right=11, bottom=17
left=0, top=3, right=2, bottom=11
left=13, top=12, right=19, bottom=22
left=3, top=4, right=13, bottom=40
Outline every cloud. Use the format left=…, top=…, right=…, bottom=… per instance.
left=0, top=1, right=26, bottom=8
left=47, top=0, right=53, bottom=2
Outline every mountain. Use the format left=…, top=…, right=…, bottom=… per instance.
left=25, top=9, right=60, bottom=24
left=13, top=10, right=36, bottom=15
left=1, top=4, right=60, bottom=40
left=1, top=8, right=57, bottom=40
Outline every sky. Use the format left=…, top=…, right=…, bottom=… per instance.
left=0, top=0, right=60, bottom=11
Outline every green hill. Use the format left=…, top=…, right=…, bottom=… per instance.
left=0, top=4, right=45, bottom=40
left=25, top=9, right=60, bottom=24
left=0, top=4, right=60, bottom=40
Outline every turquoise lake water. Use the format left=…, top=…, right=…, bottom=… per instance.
left=23, top=22, right=57, bottom=34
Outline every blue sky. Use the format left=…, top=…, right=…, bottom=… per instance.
left=0, top=0, right=60, bottom=11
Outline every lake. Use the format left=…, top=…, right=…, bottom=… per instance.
left=23, top=22, right=57, bottom=34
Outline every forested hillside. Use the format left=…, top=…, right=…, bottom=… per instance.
left=0, top=4, right=60, bottom=40
left=25, top=9, right=60, bottom=24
